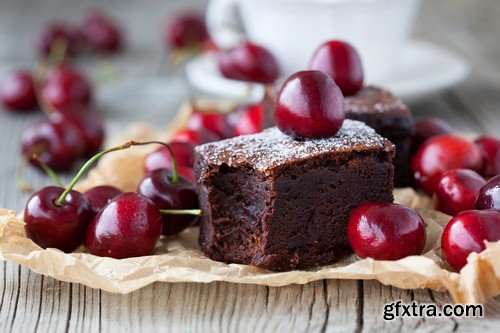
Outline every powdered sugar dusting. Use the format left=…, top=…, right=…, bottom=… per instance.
left=195, top=119, right=393, bottom=172
left=345, top=86, right=409, bottom=115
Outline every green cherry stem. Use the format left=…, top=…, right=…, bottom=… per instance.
left=55, top=140, right=180, bottom=207
left=159, top=209, right=201, bottom=216
left=31, top=154, right=64, bottom=187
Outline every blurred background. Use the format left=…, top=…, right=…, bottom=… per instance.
left=0, top=0, right=499, bottom=209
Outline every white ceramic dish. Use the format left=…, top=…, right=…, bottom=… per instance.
left=185, top=41, right=470, bottom=104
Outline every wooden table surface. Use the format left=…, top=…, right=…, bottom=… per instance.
left=1, top=0, right=500, bottom=331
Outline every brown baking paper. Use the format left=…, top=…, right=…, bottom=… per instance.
left=1, top=102, right=499, bottom=304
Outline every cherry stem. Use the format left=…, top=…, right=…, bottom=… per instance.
left=159, top=209, right=201, bottom=216
left=16, top=159, right=33, bottom=193
left=31, top=154, right=63, bottom=187
left=55, top=140, right=180, bottom=206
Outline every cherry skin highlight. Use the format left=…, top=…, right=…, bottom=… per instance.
left=20, top=119, right=85, bottom=171
left=137, top=169, right=199, bottom=235
left=0, top=70, right=38, bottom=111
left=86, top=192, right=163, bottom=258
left=218, top=41, right=280, bottom=84
left=412, top=135, right=483, bottom=195
left=41, top=64, right=92, bottom=111
left=441, top=209, right=500, bottom=270
left=475, top=175, right=500, bottom=211
left=274, top=70, right=345, bottom=138
left=24, top=186, right=92, bottom=252
left=435, top=169, right=486, bottom=216
left=83, top=185, right=123, bottom=217
left=474, top=136, right=500, bottom=177
left=308, top=40, right=364, bottom=96
left=347, top=202, right=426, bottom=260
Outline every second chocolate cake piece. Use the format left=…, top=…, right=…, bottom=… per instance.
left=345, top=86, right=414, bottom=187
left=195, top=120, right=395, bottom=271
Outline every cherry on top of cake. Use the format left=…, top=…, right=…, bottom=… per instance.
left=195, top=119, right=394, bottom=174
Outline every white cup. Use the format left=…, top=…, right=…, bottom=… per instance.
left=206, top=0, right=421, bottom=83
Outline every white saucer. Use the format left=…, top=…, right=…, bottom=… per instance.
left=185, top=41, right=470, bottom=104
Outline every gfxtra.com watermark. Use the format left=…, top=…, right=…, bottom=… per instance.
left=383, top=300, right=484, bottom=321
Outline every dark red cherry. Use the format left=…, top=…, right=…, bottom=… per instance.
left=229, top=103, right=264, bottom=137
left=308, top=40, right=363, bottom=96
left=474, top=136, right=500, bottom=177
left=347, top=202, right=426, bottom=260
left=24, top=186, right=92, bottom=252
left=143, top=142, right=195, bottom=174
left=35, top=21, right=78, bottom=57
left=441, top=210, right=500, bottom=270
left=172, top=128, right=220, bottom=145
left=218, top=41, right=280, bottom=84
left=20, top=119, right=84, bottom=171
left=412, top=135, right=483, bottom=195
left=274, top=70, right=345, bottom=138
left=41, top=64, right=92, bottom=111
left=435, top=169, right=486, bottom=216
left=137, top=169, right=199, bottom=235
left=186, top=111, right=230, bottom=138
left=86, top=192, right=163, bottom=258
left=83, top=185, right=123, bottom=217
left=163, top=13, right=209, bottom=50
left=80, top=9, right=123, bottom=54
left=476, top=175, right=500, bottom=211
left=50, top=105, right=105, bottom=156
left=0, top=70, right=38, bottom=111
left=412, top=117, right=454, bottom=151
left=177, top=166, right=196, bottom=183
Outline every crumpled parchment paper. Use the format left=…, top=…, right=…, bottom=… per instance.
left=0, top=102, right=499, bottom=304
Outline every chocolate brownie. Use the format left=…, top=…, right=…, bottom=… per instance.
left=194, top=120, right=395, bottom=271
left=345, top=86, right=414, bottom=187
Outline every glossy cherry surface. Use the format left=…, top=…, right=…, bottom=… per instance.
left=441, top=209, right=500, bottom=270
left=35, top=21, right=77, bottom=57
left=50, top=105, right=105, bottom=156
left=21, top=119, right=84, bottom=171
left=172, top=128, right=220, bottom=145
left=41, top=64, right=92, bottom=111
left=308, top=40, right=364, bottom=96
left=80, top=9, right=122, bottom=53
left=163, top=13, right=209, bottom=49
left=412, top=135, right=483, bottom=195
left=412, top=117, right=453, bottom=151
left=274, top=70, right=345, bottom=138
left=143, top=142, right=195, bottom=173
left=24, top=186, right=92, bottom=252
left=435, top=169, right=486, bottom=216
left=186, top=111, right=230, bottom=138
left=83, top=185, right=123, bottom=217
left=137, top=169, right=199, bottom=235
left=0, top=70, right=38, bottom=111
left=474, top=136, right=500, bottom=177
left=229, top=103, right=264, bottom=137
left=86, top=192, right=163, bottom=258
left=218, top=41, right=280, bottom=84
left=475, top=175, right=500, bottom=211
left=347, top=202, right=426, bottom=260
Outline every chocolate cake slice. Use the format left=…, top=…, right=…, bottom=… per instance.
left=345, top=86, right=414, bottom=187
left=194, top=120, right=395, bottom=271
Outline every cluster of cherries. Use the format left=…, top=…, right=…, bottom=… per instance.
left=24, top=141, right=201, bottom=258
left=270, top=39, right=500, bottom=271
